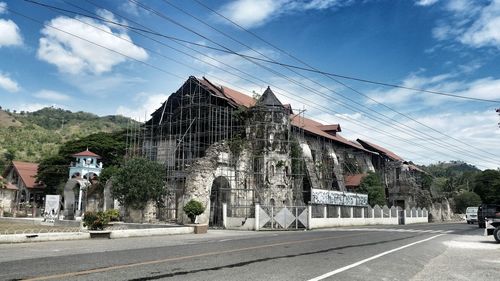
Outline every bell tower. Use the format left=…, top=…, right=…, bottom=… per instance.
left=69, top=148, right=103, bottom=179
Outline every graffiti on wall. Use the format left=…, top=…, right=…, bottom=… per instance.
left=311, top=188, right=368, bottom=206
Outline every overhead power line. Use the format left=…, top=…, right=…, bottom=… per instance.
left=22, top=0, right=500, bottom=104
left=187, top=0, right=500, bottom=159
left=149, top=0, right=500, bottom=164
left=13, top=1, right=498, bottom=168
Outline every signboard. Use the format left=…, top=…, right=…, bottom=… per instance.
left=311, top=189, right=368, bottom=206
left=44, top=195, right=61, bottom=215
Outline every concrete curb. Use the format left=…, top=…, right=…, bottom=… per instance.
left=110, top=226, right=195, bottom=239
left=0, top=232, right=90, bottom=243
left=0, top=227, right=195, bottom=244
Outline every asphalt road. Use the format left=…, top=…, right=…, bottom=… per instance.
left=0, top=222, right=498, bottom=281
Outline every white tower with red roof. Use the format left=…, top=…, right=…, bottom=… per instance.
left=69, top=148, right=103, bottom=179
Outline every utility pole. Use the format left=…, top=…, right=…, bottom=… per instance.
left=497, top=108, right=499, bottom=128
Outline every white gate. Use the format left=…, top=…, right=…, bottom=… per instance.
left=258, top=205, right=308, bottom=230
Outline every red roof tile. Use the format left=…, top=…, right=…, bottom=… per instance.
left=73, top=149, right=101, bottom=158
left=318, top=124, right=341, bottom=133
left=12, top=161, right=42, bottom=189
left=193, top=77, right=373, bottom=153
left=357, top=139, right=403, bottom=161
left=221, top=86, right=255, bottom=108
left=291, top=115, right=372, bottom=152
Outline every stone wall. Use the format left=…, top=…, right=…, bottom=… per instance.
left=0, top=189, right=16, bottom=213
left=429, top=198, right=453, bottom=222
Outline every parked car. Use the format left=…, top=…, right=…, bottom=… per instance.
left=465, top=206, right=478, bottom=224
left=478, top=204, right=500, bottom=228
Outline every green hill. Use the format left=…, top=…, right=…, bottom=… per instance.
left=0, top=107, right=138, bottom=169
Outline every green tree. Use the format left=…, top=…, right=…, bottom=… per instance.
left=36, top=155, right=68, bottom=195
left=453, top=191, right=482, bottom=213
left=112, top=157, right=166, bottom=210
left=358, top=172, right=386, bottom=206
left=473, top=169, right=500, bottom=204
left=37, top=131, right=126, bottom=195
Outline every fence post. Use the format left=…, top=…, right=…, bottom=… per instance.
left=323, top=205, right=327, bottom=218
left=350, top=207, right=354, bottom=218
left=337, top=206, right=341, bottom=218
left=372, top=208, right=375, bottom=218
left=222, top=203, right=227, bottom=229
left=361, top=207, right=365, bottom=219
left=255, top=203, right=260, bottom=231
left=271, top=206, right=274, bottom=229
left=404, top=209, right=407, bottom=219
left=307, top=205, right=312, bottom=230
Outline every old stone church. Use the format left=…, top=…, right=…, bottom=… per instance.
left=130, top=76, right=427, bottom=225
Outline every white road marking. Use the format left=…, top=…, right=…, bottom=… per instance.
left=307, top=234, right=444, bottom=281
left=340, top=228, right=448, bottom=234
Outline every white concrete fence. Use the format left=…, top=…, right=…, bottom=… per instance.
left=222, top=204, right=429, bottom=231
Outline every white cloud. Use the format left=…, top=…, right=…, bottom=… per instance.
left=37, top=14, right=148, bottom=74
left=116, top=92, right=170, bottom=121
left=64, top=73, right=146, bottom=96
left=34, top=90, right=70, bottom=101
left=120, top=1, right=140, bottom=16
left=367, top=71, right=500, bottom=106
left=337, top=110, right=500, bottom=169
left=218, top=0, right=286, bottom=28
left=0, top=72, right=20, bottom=93
left=0, top=2, right=6, bottom=14
left=415, top=0, right=439, bottom=6
left=460, top=0, right=500, bottom=48
left=218, top=0, right=350, bottom=28
left=432, top=0, right=500, bottom=49
left=0, top=19, right=23, bottom=47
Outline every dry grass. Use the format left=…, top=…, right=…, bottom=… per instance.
left=0, top=220, right=80, bottom=235
left=0, top=110, right=22, bottom=128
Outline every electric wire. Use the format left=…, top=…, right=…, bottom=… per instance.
left=125, top=0, right=500, bottom=165
left=159, top=0, right=498, bottom=163
left=11, top=3, right=497, bottom=168
left=190, top=0, right=500, bottom=159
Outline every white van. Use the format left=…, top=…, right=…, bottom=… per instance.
left=466, top=207, right=478, bottom=224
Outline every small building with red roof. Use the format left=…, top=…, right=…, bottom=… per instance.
left=2, top=161, right=45, bottom=210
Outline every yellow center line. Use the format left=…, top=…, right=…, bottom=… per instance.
left=23, top=232, right=367, bottom=281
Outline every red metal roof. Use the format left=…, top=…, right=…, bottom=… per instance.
left=318, top=124, right=341, bottom=133
left=11, top=161, right=42, bottom=189
left=357, top=139, right=403, bottom=161
left=290, top=115, right=372, bottom=152
left=72, top=149, right=101, bottom=158
left=181, top=77, right=374, bottom=153
left=345, top=173, right=367, bottom=187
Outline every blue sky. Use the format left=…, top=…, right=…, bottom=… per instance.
left=0, top=0, right=499, bottom=169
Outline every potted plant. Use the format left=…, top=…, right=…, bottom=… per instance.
left=183, top=199, right=207, bottom=234
left=83, top=211, right=111, bottom=238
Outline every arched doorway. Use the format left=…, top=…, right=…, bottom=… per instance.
left=210, top=176, right=230, bottom=227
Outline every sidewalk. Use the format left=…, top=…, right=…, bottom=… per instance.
left=411, top=230, right=500, bottom=280
left=0, top=217, right=196, bottom=244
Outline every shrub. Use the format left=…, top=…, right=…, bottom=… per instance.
left=454, top=191, right=482, bottom=213
left=105, top=209, right=120, bottom=221
left=83, top=211, right=110, bottom=230
left=183, top=199, right=205, bottom=223
left=3, top=211, right=12, bottom=217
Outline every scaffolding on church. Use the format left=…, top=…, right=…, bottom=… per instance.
left=125, top=76, right=365, bottom=224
